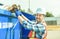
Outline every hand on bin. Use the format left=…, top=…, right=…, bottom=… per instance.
left=15, top=9, right=22, bottom=17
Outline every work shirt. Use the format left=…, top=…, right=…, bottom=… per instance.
left=22, top=20, right=46, bottom=39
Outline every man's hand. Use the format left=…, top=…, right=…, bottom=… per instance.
left=14, top=9, right=22, bottom=17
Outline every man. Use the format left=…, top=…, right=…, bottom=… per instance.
left=14, top=7, right=47, bottom=39
left=35, top=8, right=47, bottom=39
left=8, top=4, right=47, bottom=39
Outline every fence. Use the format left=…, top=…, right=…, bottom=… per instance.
left=45, top=17, right=60, bottom=25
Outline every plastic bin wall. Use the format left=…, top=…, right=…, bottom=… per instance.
left=0, top=9, right=35, bottom=39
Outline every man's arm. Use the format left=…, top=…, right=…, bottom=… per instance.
left=18, top=16, right=25, bottom=24
left=15, top=10, right=30, bottom=21
left=43, top=26, right=47, bottom=39
left=42, top=20, right=47, bottom=39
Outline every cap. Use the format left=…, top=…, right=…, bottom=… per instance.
left=36, top=8, right=46, bottom=15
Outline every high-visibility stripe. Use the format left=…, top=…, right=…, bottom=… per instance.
left=28, top=30, right=35, bottom=38
left=28, top=31, right=39, bottom=39
left=28, top=31, right=33, bottom=37
left=29, top=38, right=39, bottom=39
left=32, top=31, right=35, bottom=37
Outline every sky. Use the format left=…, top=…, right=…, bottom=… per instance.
left=0, top=0, right=60, bottom=17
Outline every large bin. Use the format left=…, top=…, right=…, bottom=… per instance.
left=0, top=9, right=35, bottom=39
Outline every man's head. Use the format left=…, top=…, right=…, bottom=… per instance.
left=35, top=8, right=45, bottom=22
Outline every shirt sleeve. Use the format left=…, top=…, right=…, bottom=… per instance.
left=22, top=20, right=46, bottom=35
left=22, top=20, right=33, bottom=30
left=22, top=20, right=39, bottom=31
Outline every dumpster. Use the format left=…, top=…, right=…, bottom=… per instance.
left=0, top=9, right=35, bottom=39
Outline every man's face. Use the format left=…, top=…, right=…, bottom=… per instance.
left=36, top=13, right=44, bottom=22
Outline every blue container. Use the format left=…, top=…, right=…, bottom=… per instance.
left=0, top=9, right=35, bottom=39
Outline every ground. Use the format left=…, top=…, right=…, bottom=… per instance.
left=47, top=25, right=60, bottom=39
